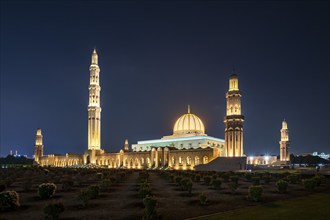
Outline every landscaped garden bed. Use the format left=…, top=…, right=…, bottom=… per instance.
left=0, top=167, right=329, bottom=219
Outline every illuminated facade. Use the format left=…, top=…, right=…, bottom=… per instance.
left=88, top=49, right=102, bottom=150
left=280, top=119, right=290, bottom=161
left=247, top=120, right=291, bottom=166
left=34, top=50, right=290, bottom=169
left=224, top=73, right=244, bottom=157
left=34, top=128, right=43, bottom=164
left=34, top=50, right=233, bottom=169
left=132, top=106, right=225, bottom=155
left=247, top=155, right=277, bottom=165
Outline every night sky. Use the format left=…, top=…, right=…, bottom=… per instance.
left=1, top=1, right=329, bottom=157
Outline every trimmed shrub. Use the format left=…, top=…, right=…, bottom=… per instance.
left=38, top=183, right=56, bottom=199
left=87, top=185, right=100, bottom=199
left=180, top=178, right=189, bottom=191
left=139, top=182, right=151, bottom=198
left=175, top=176, right=183, bottom=185
left=143, top=195, right=157, bottom=220
left=313, top=174, right=325, bottom=186
left=276, top=180, right=288, bottom=193
left=303, top=178, right=317, bottom=191
left=44, top=201, right=64, bottom=219
left=199, top=192, right=208, bottom=206
left=248, top=186, right=263, bottom=202
left=96, top=172, right=104, bottom=180
left=0, top=191, right=20, bottom=211
left=203, top=176, right=212, bottom=186
left=185, top=179, right=193, bottom=195
left=212, top=179, right=222, bottom=190
left=228, top=182, right=238, bottom=194
left=194, top=174, right=201, bottom=182
left=286, top=174, right=299, bottom=184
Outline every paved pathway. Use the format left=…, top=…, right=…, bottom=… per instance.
left=65, top=171, right=143, bottom=220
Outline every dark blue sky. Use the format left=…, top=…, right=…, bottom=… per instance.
left=1, top=1, right=329, bottom=157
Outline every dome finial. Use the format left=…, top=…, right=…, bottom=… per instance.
left=188, top=105, right=190, bottom=114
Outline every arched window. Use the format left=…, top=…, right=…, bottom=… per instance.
left=179, top=156, right=182, bottom=165
left=187, top=156, right=191, bottom=166
left=195, top=156, right=200, bottom=165
left=203, top=156, right=208, bottom=164
left=141, top=157, right=144, bottom=165
left=171, top=157, right=175, bottom=165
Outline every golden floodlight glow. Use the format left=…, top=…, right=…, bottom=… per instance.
left=88, top=49, right=101, bottom=150
left=229, top=74, right=239, bottom=91
left=173, top=105, right=205, bottom=135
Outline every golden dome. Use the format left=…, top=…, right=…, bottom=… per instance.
left=173, top=105, right=205, bottom=135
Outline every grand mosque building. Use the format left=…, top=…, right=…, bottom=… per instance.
left=33, top=50, right=290, bottom=170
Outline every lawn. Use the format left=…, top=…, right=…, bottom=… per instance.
left=194, top=192, right=330, bottom=220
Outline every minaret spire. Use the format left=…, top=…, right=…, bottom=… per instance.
left=92, top=48, right=98, bottom=65
left=188, top=105, right=190, bottom=114
left=280, top=119, right=290, bottom=162
left=124, top=139, right=129, bottom=151
left=88, top=49, right=101, bottom=151
left=224, top=72, right=244, bottom=157
left=34, top=128, right=44, bottom=164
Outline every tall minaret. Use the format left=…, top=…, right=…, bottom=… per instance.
left=88, top=49, right=101, bottom=150
left=279, top=119, right=290, bottom=161
left=34, top=128, right=43, bottom=163
left=224, top=72, right=245, bottom=157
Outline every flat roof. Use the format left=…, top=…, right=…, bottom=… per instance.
left=137, top=135, right=224, bottom=145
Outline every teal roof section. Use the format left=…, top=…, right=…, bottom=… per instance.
left=137, top=135, right=224, bottom=145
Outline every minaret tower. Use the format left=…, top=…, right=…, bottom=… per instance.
left=88, top=49, right=101, bottom=150
left=124, top=139, right=129, bottom=151
left=224, top=72, right=244, bottom=157
left=279, top=119, right=290, bottom=161
left=34, top=128, right=43, bottom=163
